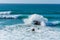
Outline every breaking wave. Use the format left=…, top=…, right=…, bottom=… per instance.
left=23, top=14, right=60, bottom=26
left=0, top=24, right=60, bottom=40
left=0, top=11, right=21, bottom=19
left=0, top=11, right=11, bottom=15
left=0, top=15, right=20, bottom=19
left=0, top=14, right=60, bottom=40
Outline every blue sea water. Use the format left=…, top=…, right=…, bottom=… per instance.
left=0, top=4, right=60, bottom=25
left=0, top=4, right=60, bottom=40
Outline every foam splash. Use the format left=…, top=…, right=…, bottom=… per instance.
left=0, top=24, right=60, bottom=40
left=23, top=14, right=48, bottom=26
left=23, top=14, right=60, bottom=26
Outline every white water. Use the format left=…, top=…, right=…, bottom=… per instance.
left=23, top=14, right=60, bottom=26
left=0, top=15, right=20, bottom=19
left=0, top=11, right=11, bottom=15
left=51, top=21, right=60, bottom=24
left=0, top=24, right=60, bottom=40
left=0, top=14, right=60, bottom=40
left=23, top=14, right=48, bottom=26
left=0, top=11, right=20, bottom=19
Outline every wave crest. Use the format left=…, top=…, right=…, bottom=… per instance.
left=0, top=11, right=11, bottom=15
left=23, top=14, right=48, bottom=26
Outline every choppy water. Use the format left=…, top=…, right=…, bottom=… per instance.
left=0, top=4, right=60, bottom=40
left=0, top=24, right=60, bottom=40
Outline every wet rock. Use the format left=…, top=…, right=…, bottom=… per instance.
left=33, top=20, right=40, bottom=25
left=32, top=28, right=35, bottom=31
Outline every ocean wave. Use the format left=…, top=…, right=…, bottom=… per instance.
left=0, top=11, right=20, bottom=19
left=0, top=15, right=20, bottom=19
left=0, top=11, right=11, bottom=15
left=51, top=21, right=60, bottom=26
left=51, top=21, right=60, bottom=24
left=18, top=15, right=28, bottom=19
left=0, top=12, right=28, bottom=19
left=0, top=24, right=60, bottom=40
left=23, top=14, right=60, bottom=26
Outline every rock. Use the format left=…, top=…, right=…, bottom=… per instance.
left=33, top=20, right=40, bottom=25
left=32, top=28, right=35, bottom=31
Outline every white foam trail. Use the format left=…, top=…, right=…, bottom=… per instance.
left=0, top=15, right=20, bottom=19
left=0, top=11, right=20, bottom=19
left=23, top=14, right=48, bottom=26
left=0, top=11, right=11, bottom=15
left=0, top=24, right=60, bottom=40
left=52, top=21, right=60, bottom=24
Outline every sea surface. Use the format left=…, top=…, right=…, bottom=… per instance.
left=0, top=4, right=60, bottom=40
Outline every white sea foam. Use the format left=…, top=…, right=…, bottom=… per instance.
left=0, top=11, right=11, bottom=15
left=0, top=14, right=60, bottom=40
left=23, top=14, right=48, bottom=26
left=0, top=11, right=20, bottom=19
left=0, top=15, right=20, bottom=19
left=51, top=21, right=60, bottom=24
left=23, top=14, right=60, bottom=26
left=0, top=24, right=60, bottom=40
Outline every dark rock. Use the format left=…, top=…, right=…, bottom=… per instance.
left=33, top=20, right=40, bottom=25
left=32, top=28, right=35, bottom=31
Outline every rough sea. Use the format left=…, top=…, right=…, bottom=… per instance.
left=0, top=4, right=60, bottom=40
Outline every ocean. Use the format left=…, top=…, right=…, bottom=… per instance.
left=0, top=4, right=60, bottom=40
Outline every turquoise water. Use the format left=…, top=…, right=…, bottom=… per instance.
left=0, top=4, right=60, bottom=40
left=0, top=4, right=60, bottom=25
